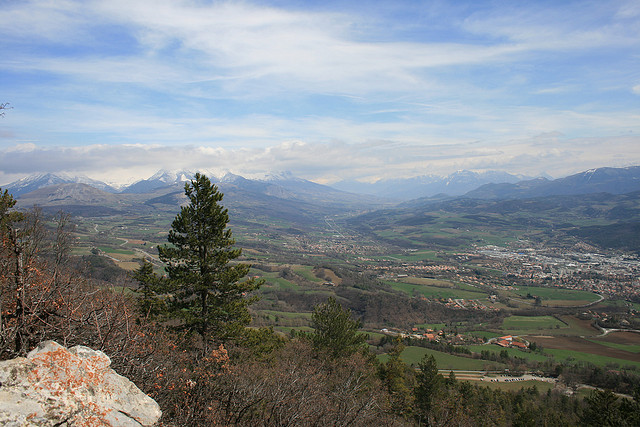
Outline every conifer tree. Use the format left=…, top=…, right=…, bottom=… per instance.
left=309, top=296, right=367, bottom=358
left=414, top=354, right=443, bottom=422
left=157, top=173, right=261, bottom=353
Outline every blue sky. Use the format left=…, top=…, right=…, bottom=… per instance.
left=1, top=0, right=639, bottom=186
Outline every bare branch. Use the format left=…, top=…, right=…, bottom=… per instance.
left=0, top=103, right=12, bottom=117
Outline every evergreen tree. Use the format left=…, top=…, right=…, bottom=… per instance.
left=131, top=259, right=165, bottom=319
left=158, top=173, right=261, bottom=353
left=309, top=296, right=367, bottom=358
left=379, top=338, right=414, bottom=417
left=0, top=189, right=23, bottom=233
left=414, top=354, right=443, bottom=422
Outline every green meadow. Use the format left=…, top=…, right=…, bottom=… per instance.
left=379, top=346, right=505, bottom=371
left=501, top=315, right=566, bottom=332
left=386, top=280, right=487, bottom=300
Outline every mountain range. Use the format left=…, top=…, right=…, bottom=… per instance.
left=3, top=168, right=535, bottom=200
left=6, top=165, right=640, bottom=253
left=6, top=166, right=640, bottom=215
left=466, top=166, right=640, bottom=199
left=332, top=170, right=533, bottom=199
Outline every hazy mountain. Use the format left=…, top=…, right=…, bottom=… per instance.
left=11, top=170, right=388, bottom=228
left=120, top=169, right=196, bottom=194
left=332, top=170, right=527, bottom=200
left=4, top=173, right=117, bottom=197
left=256, top=171, right=393, bottom=210
left=15, top=183, right=130, bottom=216
left=466, top=166, right=640, bottom=199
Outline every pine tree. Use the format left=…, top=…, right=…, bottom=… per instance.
left=414, top=354, right=443, bottom=422
left=309, top=296, right=367, bottom=358
left=157, top=173, right=261, bottom=353
left=131, top=259, right=165, bottom=319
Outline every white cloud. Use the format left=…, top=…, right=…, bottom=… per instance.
left=2, top=131, right=639, bottom=188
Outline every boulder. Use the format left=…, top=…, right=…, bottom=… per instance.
left=0, top=340, right=161, bottom=426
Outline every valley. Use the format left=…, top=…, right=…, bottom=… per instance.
left=6, top=166, right=640, bottom=397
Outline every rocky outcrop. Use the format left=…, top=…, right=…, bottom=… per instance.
left=0, top=340, right=161, bottom=426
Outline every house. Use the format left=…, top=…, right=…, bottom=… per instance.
left=511, top=341, right=528, bottom=350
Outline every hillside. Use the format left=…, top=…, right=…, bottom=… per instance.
left=349, top=191, right=640, bottom=252
left=467, top=166, right=640, bottom=199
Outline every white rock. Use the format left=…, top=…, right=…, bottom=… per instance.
left=0, top=340, right=161, bottom=426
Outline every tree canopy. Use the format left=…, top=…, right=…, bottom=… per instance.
left=156, top=173, right=261, bottom=352
left=309, top=296, right=367, bottom=358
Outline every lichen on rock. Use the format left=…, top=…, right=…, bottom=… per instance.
left=0, top=340, right=161, bottom=426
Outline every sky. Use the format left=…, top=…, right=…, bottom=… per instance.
left=1, top=0, right=639, bottom=187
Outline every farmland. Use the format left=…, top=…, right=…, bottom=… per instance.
left=379, top=346, right=506, bottom=371
left=385, top=279, right=488, bottom=300
left=501, top=315, right=566, bottom=333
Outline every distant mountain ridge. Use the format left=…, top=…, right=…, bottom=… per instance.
left=332, top=170, right=529, bottom=199
left=5, top=166, right=640, bottom=206
left=466, top=166, right=640, bottom=199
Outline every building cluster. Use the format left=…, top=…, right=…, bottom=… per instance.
left=380, top=327, right=484, bottom=345
left=494, top=335, right=528, bottom=350
left=475, top=244, right=640, bottom=300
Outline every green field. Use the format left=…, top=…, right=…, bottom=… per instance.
left=258, top=271, right=300, bottom=290
left=387, top=280, right=487, bottom=300
left=556, top=315, right=600, bottom=336
left=600, top=299, right=640, bottom=311
left=379, top=346, right=505, bottom=371
left=511, top=285, right=600, bottom=305
left=386, top=251, right=440, bottom=262
left=501, top=315, right=566, bottom=332
left=587, top=339, right=640, bottom=354
left=97, top=246, right=136, bottom=255
left=544, top=348, right=640, bottom=369
left=292, top=265, right=323, bottom=282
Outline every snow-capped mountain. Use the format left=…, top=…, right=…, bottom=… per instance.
left=120, top=169, right=196, bottom=194
left=4, top=173, right=117, bottom=197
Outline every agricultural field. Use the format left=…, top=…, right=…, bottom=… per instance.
left=384, top=250, right=440, bottom=262
left=379, top=346, right=506, bottom=371
left=589, top=332, right=640, bottom=354
left=508, top=285, right=601, bottom=307
left=496, top=314, right=599, bottom=338
left=523, top=334, right=640, bottom=368
left=386, top=278, right=488, bottom=300
left=252, top=309, right=313, bottom=329
left=556, top=315, right=601, bottom=336
left=291, top=265, right=323, bottom=283
left=501, top=315, right=566, bottom=333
